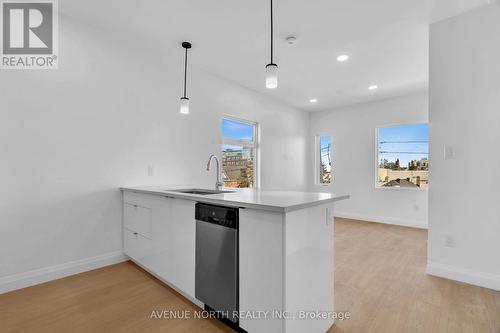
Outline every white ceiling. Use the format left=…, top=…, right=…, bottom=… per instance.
left=61, top=0, right=491, bottom=111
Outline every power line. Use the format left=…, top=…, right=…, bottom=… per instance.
left=380, top=141, right=428, bottom=144
left=380, top=151, right=429, bottom=154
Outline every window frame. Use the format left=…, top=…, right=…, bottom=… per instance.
left=315, top=134, right=332, bottom=186
left=374, top=122, right=429, bottom=191
left=221, top=115, right=260, bottom=189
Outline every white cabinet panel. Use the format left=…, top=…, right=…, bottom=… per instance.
left=123, top=228, right=152, bottom=264
left=166, top=198, right=196, bottom=297
left=124, top=203, right=152, bottom=239
left=140, top=196, right=196, bottom=299
left=239, top=209, right=284, bottom=333
left=284, top=204, right=335, bottom=333
left=239, top=204, right=335, bottom=333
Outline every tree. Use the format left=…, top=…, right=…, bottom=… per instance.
left=237, top=162, right=253, bottom=188
left=395, top=158, right=400, bottom=170
left=321, top=163, right=331, bottom=183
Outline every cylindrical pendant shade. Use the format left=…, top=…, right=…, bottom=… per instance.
left=180, top=97, right=190, bottom=114
left=265, top=63, right=278, bottom=89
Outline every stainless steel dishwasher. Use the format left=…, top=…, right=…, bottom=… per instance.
left=195, top=203, right=239, bottom=323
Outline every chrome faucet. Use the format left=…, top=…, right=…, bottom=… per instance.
left=206, top=154, right=224, bottom=190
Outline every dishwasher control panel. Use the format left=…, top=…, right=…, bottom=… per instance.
left=195, top=203, right=238, bottom=229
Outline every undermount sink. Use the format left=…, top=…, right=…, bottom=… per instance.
left=168, top=188, right=234, bottom=195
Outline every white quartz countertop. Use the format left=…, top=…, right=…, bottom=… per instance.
left=121, top=185, right=349, bottom=213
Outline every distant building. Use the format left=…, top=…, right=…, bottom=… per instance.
left=383, top=178, right=419, bottom=188
left=408, top=159, right=429, bottom=170
left=222, top=148, right=254, bottom=187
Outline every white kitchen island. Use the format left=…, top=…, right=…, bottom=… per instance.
left=120, top=186, right=349, bottom=333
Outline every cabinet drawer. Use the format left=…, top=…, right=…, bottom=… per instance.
left=124, top=203, right=152, bottom=239
left=123, top=228, right=152, bottom=263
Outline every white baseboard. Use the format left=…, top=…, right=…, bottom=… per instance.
left=334, top=211, right=428, bottom=229
left=427, top=261, right=500, bottom=291
left=0, top=251, right=127, bottom=294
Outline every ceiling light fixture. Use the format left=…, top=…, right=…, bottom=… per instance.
left=265, top=0, right=278, bottom=89
left=337, top=54, right=349, bottom=62
left=309, top=99, right=318, bottom=103
left=180, top=41, right=192, bottom=114
left=368, top=85, right=378, bottom=90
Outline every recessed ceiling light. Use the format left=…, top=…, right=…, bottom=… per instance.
left=368, top=85, right=378, bottom=90
left=337, top=54, right=349, bottom=62
left=309, top=98, right=318, bottom=103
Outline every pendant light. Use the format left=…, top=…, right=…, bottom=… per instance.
left=265, top=0, right=278, bottom=89
left=180, top=42, right=192, bottom=114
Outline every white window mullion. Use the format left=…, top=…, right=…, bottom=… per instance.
left=222, top=138, right=255, bottom=148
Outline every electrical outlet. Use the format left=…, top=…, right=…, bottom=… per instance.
left=147, top=165, right=154, bottom=177
left=445, top=235, right=455, bottom=248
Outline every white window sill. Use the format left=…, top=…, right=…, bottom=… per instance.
left=375, top=186, right=428, bottom=191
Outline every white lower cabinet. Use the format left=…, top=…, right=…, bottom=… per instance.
left=124, top=203, right=152, bottom=239
left=123, top=228, right=152, bottom=264
left=149, top=197, right=196, bottom=298
left=239, top=209, right=284, bottom=333
left=239, top=204, right=335, bottom=333
left=122, top=192, right=196, bottom=300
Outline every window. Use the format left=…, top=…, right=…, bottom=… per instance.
left=221, top=117, right=258, bottom=188
left=317, top=135, right=332, bottom=184
left=377, top=123, right=429, bottom=189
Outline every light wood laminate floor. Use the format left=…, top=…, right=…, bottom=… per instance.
left=1, top=218, right=499, bottom=333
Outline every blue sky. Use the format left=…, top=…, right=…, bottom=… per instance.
left=379, top=123, right=429, bottom=166
left=222, top=118, right=253, bottom=141
left=320, top=135, right=332, bottom=169
left=320, top=135, right=331, bottom=149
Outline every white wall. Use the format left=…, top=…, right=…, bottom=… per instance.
left=309, top=93, right=429, bottom=228
left=0, top=15, right=308, bottom=291
left=428, top=3, right=500, bottom=290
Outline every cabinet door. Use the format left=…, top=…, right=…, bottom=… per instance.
left=124, top=203, right=152, bottom=239
left=149, top=197, right=196, bottom=298
left=167, top=198, right=196, bottom=297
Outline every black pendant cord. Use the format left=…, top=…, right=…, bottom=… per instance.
left=270, top=0, right=274, bottom=64
left=183, top=47, right=188, bottom=98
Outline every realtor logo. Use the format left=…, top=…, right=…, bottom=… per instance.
left=1, top=0, right=58, bottom=69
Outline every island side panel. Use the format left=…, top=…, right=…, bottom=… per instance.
left=284, top=203, right=335, bottom=333
left=239, top=208, right=284, bottom=333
